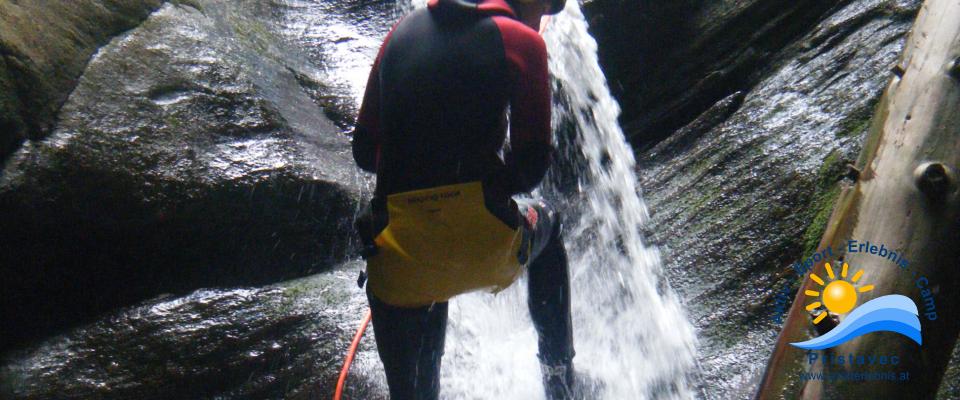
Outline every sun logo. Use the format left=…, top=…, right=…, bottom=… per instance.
left=804, top=262, right=874, bottom=324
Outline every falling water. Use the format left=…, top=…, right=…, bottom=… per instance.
left=328, top=0, right=701, bottom=397
left=434, top=2, right=699, bottom=399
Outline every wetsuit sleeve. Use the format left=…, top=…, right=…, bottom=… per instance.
left=352, top=27, right=395, bottom=173
left=492, top=17, right=553, bottom=194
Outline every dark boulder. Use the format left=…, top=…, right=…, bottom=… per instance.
left=0, top=2, right=363, bottom=350
left=0, top=263, right=386, bottom=399
left=0, top=0, right=165, bottom=163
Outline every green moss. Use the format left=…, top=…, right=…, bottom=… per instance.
left=800, top=151, right=844, bottom=255
left=0, top=59, right=26, bottom=159
left=275, top=273, right=351, bottom=314
left=690, top=183, right=719, bottom=210
left=835, top=115, right=871, bottom=138
left=229, top=14, right=275, bottom=58
left=835, top=97, right=880, bottom=138
left=0, top=0, right=164, bottom=155
left=0, top=79, right=18, bottom=112
left=0, top=60, right=19, bottom=115
left=815, top=151, right=843, bottom=189
left=171, top=0, right=203, bottom=11
left=801, top=184, right=839, bottom=255
left=856, top=93, right=890, bottom=170
left=164, top=112, right=183, bottom=131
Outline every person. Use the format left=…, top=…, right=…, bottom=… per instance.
left=351, top=0, right=574, bottom=398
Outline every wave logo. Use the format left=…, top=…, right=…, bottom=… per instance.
left=790, top=262, right=922, bottom=350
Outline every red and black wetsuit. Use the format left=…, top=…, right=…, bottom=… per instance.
left=352, top=0, right=553, bottom=227
left=353, top=0, right=575, bottom=398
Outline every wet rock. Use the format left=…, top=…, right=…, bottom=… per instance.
left=0, top=1, right=363, bottom=350
left=583, top=0, right=918, bottom=150
left=0, top=0, right=165, bottom=162
left=0, top=262, right=387, bottom=400
left=938, top=341, right=960, bottom=399
left=597, top=0, right=927, bottom=397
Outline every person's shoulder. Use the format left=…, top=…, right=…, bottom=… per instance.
left=389, top=8, right=427, bottom=35
left=491, top=16, right=545, bottom=54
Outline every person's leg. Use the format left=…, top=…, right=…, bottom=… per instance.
left=520, top=201, right=576, bottom=399
left=367, top=290, right=448, bottom=400
left=414, top=302, right=447, bottom=399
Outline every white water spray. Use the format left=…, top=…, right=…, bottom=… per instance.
left=338, top=0, right=700, bottom=397
left=438, top=2, right=698, bottom=399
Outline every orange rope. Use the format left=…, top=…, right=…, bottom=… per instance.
left=333, top=309, right=373, bottom=400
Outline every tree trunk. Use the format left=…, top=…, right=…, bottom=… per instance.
left=754, top=0, right=960, bottom=398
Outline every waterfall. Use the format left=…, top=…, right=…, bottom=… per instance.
left=436, top=2, right=699, bottom=398
left=332, top=0, right=700, bottom=397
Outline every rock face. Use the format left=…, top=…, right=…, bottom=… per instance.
left=584, top=0, right=846, bottom=149
left=582, top=0, right=960, bottom=397
left=0, top=1, right=366, bottom=350
left=0, top=0, right=164, bottom=162
left=0, top=262, right=386, bottom=400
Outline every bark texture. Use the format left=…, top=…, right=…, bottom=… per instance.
left=756, top=0, right=960, bottom=398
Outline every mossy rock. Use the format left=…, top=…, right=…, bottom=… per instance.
left=0, top=2, right=360, bottom=350
left=0, top=265, right=384, bottom=399
left=0, top=0, right=164, bottom=163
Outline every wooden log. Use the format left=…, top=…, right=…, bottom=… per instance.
left=754, top=0, right=960, bottom=398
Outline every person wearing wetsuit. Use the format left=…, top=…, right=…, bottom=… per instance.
left=351, top=0, right=574, bottom=398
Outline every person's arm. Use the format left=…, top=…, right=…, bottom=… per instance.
left=352, top=27, right=396, bottom=173
left=490, top=17, right=553, bottom=194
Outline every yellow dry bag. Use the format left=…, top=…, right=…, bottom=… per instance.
left=366, top=181, right=525, bottom=307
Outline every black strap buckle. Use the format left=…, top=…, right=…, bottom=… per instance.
left=357, top=271, right=367, bottom=288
